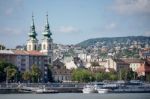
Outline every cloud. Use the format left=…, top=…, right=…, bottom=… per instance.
left=56, top=26, right=79, bottom=33
left=0, top=27, right=22, bottom=35
left=112, top=0, right=150, bottom=15
left=143, top=31, right=150, bottom=36
left=105, top=23, right=117, bottom=30
left=5, top=8, right=14, bottom=16
left=14, top=0, right=23, bottom=5
left=0, top=0, right=23, bottom=16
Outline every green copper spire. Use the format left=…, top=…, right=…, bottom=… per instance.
left=42, top=13, right=52, bottom=38
left=28, top=13, right=37, bottom=39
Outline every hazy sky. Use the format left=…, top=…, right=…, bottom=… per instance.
left=0, top=0, right=150, bottom=48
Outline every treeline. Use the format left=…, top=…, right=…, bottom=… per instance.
left=0, top=61, right=52, bottom=83
left=71, top=68, right=150, bottom=82
left=1, top=61, right=150, bottom=83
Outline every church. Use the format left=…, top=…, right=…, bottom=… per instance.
left=0, top=14, right=53, bottom=82
left=27, top=14, right=53, bottom=65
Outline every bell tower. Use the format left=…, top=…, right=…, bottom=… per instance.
left=27, top=14, right=38, bottom=51
left=41, top=13, right=53, bottom=64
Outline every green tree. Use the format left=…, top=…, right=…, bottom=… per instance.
left=72, top=69, right=81, bottom=82
left=5, top=66, right=17, bottom=83
left=127, top=69, right=135, bottom=80
left=146, top=74, right=150, bottom=82
left=16, top=71, right=22, bottom=83
left=118, top=68, right=128, bottom=80
left=95, top=72, right=103, bottom=81
left=102, top=72, right=110, bottom=80
left=22, top=71, right=31, bottom=83
left=108, top=72, right=118, bottom=81
left=47, top=64, right=53, bottom=82
left=72, top=69, right=94, bottom=82
left=31, top=64, right=41, bottom=83
left=0, top=61, right=15, bottom=82
left=0, top=61, right=18, bottom=83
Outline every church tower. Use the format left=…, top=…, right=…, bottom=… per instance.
left=41, top=14, right=53, bottom=64
left=27, top=14, right=38, bottom=51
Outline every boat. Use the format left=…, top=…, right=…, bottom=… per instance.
left=96, top=83, right=117, bottom=93
left=113, top=80, right=150, bottom=93
left=33, top=85, right=58, bottom=94
left=82, top=84, right=97, bottom=93
left=35, top=87, right=58, bottom=94
left=97, top=88, right=111, bottom=93
left=97, top=80, right=150, bottom=93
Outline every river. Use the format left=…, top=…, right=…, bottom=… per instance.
left=0, top=93, right=150, bottom=99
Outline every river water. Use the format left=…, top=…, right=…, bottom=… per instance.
left=0, top=93, right=150, bottom=99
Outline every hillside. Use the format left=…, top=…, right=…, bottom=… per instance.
left=77, top=36, right=150, bottom=48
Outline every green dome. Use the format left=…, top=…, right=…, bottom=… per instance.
left=28, top=15, right=37, bottom=39
left=42, top=14, right=52, bottom=38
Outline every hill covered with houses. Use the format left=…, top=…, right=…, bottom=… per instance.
left=77, top=36, right=150, bottom=48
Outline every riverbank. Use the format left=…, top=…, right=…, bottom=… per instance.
left=0, top=83, right=84, bottom=94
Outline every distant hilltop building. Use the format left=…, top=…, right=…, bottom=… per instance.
left=0, top=14, right=53, bottom=82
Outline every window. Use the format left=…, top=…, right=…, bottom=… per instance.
left=43, top=44, right=46, bottom=50
left=29, top=45, right=31, bottom=50
left=49, top=58, right=51, bottom=63
left=34, top=45, right=36, bottom=50
left=49, top=44, right=51, bottom=49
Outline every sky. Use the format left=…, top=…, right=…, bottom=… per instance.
left=0, top=0, right=150, bottom=48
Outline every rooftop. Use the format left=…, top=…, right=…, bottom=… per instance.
left=114, top=58, right=144, bottom=64
left=27, top=50, right=44, bottom=56
left=0, top=50, right=45, bottom=56
left=13, top=50, right=28, bottom=55
left=0, top=50, right=14, bottom=54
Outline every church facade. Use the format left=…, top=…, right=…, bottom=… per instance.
left=27, top=14, right=53, bottom=65
left=0, top=14, right=53, bottom=82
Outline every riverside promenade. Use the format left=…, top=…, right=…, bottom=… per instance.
left=0, top=83, right=85, bottom=93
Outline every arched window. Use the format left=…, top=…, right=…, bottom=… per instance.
left=43, top=44, right=46, bottom=50
left=34, top=45, right=36, bottom=50
left=29, top=45, right=31, bottom=50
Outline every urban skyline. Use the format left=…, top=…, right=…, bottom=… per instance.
left=0, top=0, right=150, bottom=48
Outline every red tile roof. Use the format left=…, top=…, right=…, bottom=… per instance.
left=27, top=50, right=44, bottom=56
left=13, top=50, right=28, bottom=55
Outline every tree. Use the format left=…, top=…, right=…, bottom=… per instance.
left=5, top=66, right=17, bottom=83
left=108, top=72, right=118, bottom=81
left=72, top=69, right=94, bottom=82
left=102, top=72, right=110, bottom=80
left=16, top=71, right=22, bottom=83
left=22, top=71, right=31, bottom=83
left=72, top=69, right=82, bottom=82
left=118, top=68, right=137, bottom=81
left=47, top=64, right=53, bottom=82
left=118, top=68, right=128, bottom=80
left=31, top=64, right=41, bottom=83
left=95, top=72, right=103, bottom=81
left=146, top=74, right=150, bottom=82
left=0, top=61, right=6, bottom=82
left=127, top=69, right=135, bottom=80
left=0, top=61, right=18, bottom=83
